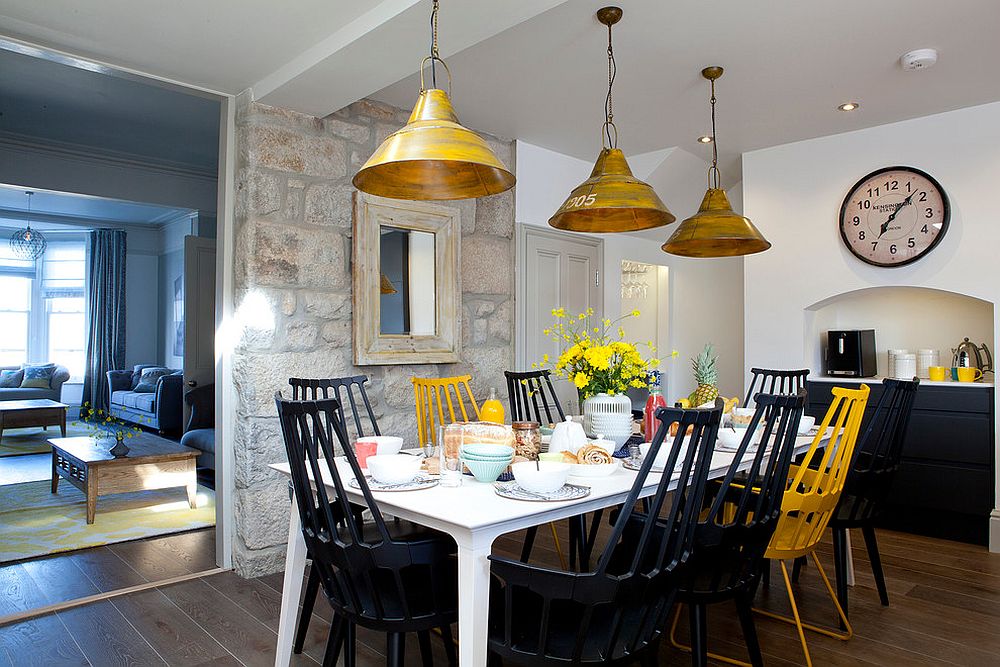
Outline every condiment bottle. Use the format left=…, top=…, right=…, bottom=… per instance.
left=481, top=387, right=505, bottom=424
left=643, top=371, right=667, bottom=441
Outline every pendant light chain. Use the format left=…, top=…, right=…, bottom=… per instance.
left=709, top=77, right=720, bottom=189
left=604, top=20, right=618, bottom=148
left=429, top=0, right=440, bottom=89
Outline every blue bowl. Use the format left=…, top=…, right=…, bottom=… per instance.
left=461, top=456, right=513, bottom=483
left=460, top=444, right=515, bottom=459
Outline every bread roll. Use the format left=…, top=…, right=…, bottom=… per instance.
left=576, top=444, right=613, bottom=465
left=443, top=421, right=514, bottom=458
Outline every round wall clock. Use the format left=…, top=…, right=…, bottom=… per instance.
left=839, top=166, right=950, bottom=267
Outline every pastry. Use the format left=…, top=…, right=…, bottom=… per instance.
left=576, top=444, right=613, bottom=465
left=561, top=451, right=580, bottom=464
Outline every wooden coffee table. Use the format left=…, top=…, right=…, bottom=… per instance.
left=0, top=399, right=67, bottom=440
left=49, top=434, right=200, bottom=524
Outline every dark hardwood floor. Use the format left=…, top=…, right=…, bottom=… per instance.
left=1, top=524, right=998, bottom=666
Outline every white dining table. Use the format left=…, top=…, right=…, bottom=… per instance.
left=270, top=434, right=820, bottom=666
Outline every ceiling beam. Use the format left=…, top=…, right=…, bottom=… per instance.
left=253, top=0, right=572, bottom=118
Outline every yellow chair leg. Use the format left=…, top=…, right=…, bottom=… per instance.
left=549, top=522, right=567, bottom=571
left=668, top=603, right=754, bottom=667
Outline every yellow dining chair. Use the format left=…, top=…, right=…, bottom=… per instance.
left=755, top=384, right=870, bottom=667
left=412, top=375, right=481, bottom=447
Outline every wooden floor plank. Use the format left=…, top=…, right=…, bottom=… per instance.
left=0, top=563, right=49, bottom=617
left=0, top=614, right=89, bottom=667
left=21, top=555, right=101, bottom=607
left=57, top=599, right=166, bottom=666
left=111, top=588, right=234, bottom=665
left=66, top=546, right=148, bottom=592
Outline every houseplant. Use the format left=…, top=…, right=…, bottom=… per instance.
left=78, top=402, right=144, bottom=457
left=536, top=308, right=675, bottom=445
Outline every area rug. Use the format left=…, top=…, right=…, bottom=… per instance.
left=0, top=479, right=215, bottom=562
left=0, top=423, right=92, bottom=458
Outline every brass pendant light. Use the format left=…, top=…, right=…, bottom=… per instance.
left=548, top=7, right=674, bottom=233
left=662, top=67, right=770, bottom=257
left=353, top=1, right=515, bottom=200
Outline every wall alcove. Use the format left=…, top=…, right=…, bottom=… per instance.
left=803, top=286, right=994, bottom=377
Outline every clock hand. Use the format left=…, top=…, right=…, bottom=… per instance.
left=877, top=192, right=917, bottom=238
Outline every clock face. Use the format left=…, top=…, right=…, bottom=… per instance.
left=839, top=166, right=950, bottom=267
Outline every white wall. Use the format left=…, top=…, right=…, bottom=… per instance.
left=742, top=100, right=1000, bottom=550
left=123, top=226, right=160, bottom=368
left=515, top=141, right=745, bottom=402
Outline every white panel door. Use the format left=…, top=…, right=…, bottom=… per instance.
left=520, top=227, right=603, bottom=415
left=183, top=236, right=217, bottom=426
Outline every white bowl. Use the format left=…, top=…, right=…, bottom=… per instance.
left=717, top=428, right=742, bottom=449
left=357, top=435, right=404, bottom=456
left=511, top=461, right=571, bottom=494
left=797, top=415, right=816, bottom=435
left=366, top=454, right=422, bottom=485
left=569, top=460, right=621, bottom=478
left=639, top=442, right=685, bottom=470
left=587, top=438, right=617, bottom=455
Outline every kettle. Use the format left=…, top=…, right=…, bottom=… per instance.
left=952, top=337, right=993, bottom=373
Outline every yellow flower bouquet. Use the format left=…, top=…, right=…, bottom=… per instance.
left=537, top=308, right=673, bottom=400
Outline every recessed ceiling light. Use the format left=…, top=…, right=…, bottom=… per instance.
left=837, top=102, right=860, bottom=112
left=697, top=135, right=714, bottom=143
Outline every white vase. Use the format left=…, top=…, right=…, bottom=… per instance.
left=583, top=393, right=633, bottom=447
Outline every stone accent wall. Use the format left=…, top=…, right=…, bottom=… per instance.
left=231, top=97, right=515, bottom=576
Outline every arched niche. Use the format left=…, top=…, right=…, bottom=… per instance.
left=802, top=286, right=994, bottom=377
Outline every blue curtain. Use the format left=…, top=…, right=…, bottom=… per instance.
left=82, top=230, right=127, bottom=413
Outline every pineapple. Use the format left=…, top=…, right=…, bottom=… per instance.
left=688, top=344, right=719, bottom=406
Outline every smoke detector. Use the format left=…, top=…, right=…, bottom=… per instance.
left=900, top=49, right=938, bottom=71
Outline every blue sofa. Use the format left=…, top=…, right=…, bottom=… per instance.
left=107, top=364, right=184, bottom=434
left=0, top=364, right=70, bottom=402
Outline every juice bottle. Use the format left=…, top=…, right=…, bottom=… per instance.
left=643, top=371, right=667, bottom=441
left=480, top=387, right=505, bottom=424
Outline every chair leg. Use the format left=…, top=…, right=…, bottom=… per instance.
left=735, top=594, right=764, bottom=667
left=582, top=509, right=604, bottom=570
left=791, top=555, right=806, bottom=583
left=344, top=622, right=357, bottom=667
left=322, top=616, right=346, bottom=667
left=440, top=625, right=458, bottom=666
left=548, top=522, right=567, bottom=570
left=669, top=602, right=754, bottom=667
left=832, top=527, right=849, bottom=626
left=761, top=561, right=771, bottom=587
left=569, top=515, right=580, bottom=571
left=387, top=632, right=405, bottom=667
left=294, top=566, right=321, bottom=654
left=519, top=526, right=537, bottom=562
left=417, top=630, right=433, bottom=667
left=862, top=524, right=890, bottom=606
left=689, top=602, right=709, bottom=667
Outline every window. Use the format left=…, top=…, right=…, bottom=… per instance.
left=0, top=235, right=88, bottom=380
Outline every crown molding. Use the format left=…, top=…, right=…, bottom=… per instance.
left=0, top=130, right=217, bottom=182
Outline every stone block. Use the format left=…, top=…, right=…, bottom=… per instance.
left=320, top=319, right=351, bottom=346
left=302, top=291, right=351, bottom=320
left=233, top=541, right=288, bottom=579
left=233, top=349, right=352, bottom=416
left=243, top=124, right=346, bottom=179
left=234, top=484, right=290, bottom=550
left=282, top=321, right=318, bottom=350
left=383, top=364, right=438, bottom=410
left=375, top=410, right=420, bottom=443
left=284, top=179, right=305, bottom=222
left=244, top=221, right=347, bottom=290
left=488, top=299, right=513, bottom=343
left=242, top=102, right=325, bottom=134
left=238, top=168, right=282, bottom=217
left=304, top=181, right=355, bottom=228
left=455, top=346, right=511, bottom=399
left=323, top=117, right=371, bottom=144
left=348, top=98, right=398, bottom=122
left=232, top=416, right=284, bottom=488
left=475, top=189, right=514, bottom=238
left=461, top=235, right=512, bottom=295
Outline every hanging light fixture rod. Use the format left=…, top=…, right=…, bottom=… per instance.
left=595, top=6, right=622, bottom=26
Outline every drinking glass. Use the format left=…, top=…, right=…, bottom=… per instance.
left=438, top=424, right=463, bottom=487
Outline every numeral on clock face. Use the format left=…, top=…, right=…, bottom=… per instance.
left=840, top=167, right=949, bottom=267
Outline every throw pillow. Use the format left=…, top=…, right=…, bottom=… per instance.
left=0, top=369, right=23, bottom=388
left=134, top=367, right=171, bottom=393
left=20, top=363, right=55, bottom=389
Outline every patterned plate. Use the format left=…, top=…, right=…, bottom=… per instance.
left=622, top=459, right=665, bottom=473
left=349, top=474, right=439, bottom=492
left=494, top=481, right=590, bottom=502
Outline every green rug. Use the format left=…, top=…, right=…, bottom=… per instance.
left=0, top=479, right=215, bottom=563
left=0, top=423, right=92, bottom=458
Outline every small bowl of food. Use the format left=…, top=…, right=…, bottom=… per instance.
left=511, top=461, right=571, bottom=494
left=731, top=408, right=755, bottom=428
left=366, top=454, right=422, bottom=485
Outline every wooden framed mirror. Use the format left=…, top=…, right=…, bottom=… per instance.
left=353, top=193, right=460, bottom=365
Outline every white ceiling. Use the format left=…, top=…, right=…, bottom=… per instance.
left=2, top=0, right=999, bottom=184
left=0, top=184, right=193, bottom=227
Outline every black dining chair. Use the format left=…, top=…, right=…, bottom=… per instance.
left=288, top=375, right=381, bottom=656
left=668, top=391, right=806, bottom=667
left=487, top=402, right=721, bottom=666
left=276, top=392, right=459, bottom=667
left=829, top=377, right=919, bottom=617
left=503, top=369, right=589, bottom=568
left=743, top=368, right=810, bottom=408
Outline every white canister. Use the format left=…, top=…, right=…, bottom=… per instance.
left=887, top=349, right=910, bottom=379
left=916, top=349, right=939, bottom=379
left=895, top=353, right=917, bottom=379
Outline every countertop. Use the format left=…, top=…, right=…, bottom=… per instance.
left=809, top=375, right=994, bottom=388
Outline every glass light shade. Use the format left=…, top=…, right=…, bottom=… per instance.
left=10, top=226, right=47, bottom=260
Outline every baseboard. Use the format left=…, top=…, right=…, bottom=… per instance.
left=990, top=509, right=1000, bottom=553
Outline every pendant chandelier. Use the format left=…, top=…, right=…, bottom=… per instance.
left=549, top=6, right=674, bottom=233
left=662, top=67, right=770, bottom=257
left=10, top=191, right=47, bottom=261
left=352, top=0, right=514, bottom=200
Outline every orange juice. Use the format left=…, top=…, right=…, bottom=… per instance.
left=481, top=387, right=505, bottom=424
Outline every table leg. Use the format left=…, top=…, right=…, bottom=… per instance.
left=51, top=450, right=58, bottom=493
left=457, top=533, right=497, bottom=667
left=275, top=494, right=308, bottom=667
left=186, top=466, right=198, bottom=510
left=86, top=471, right=97, bottom=524
left=845, top=530, right=856, bottom=587
left=60, top=410, right=67, bottom=437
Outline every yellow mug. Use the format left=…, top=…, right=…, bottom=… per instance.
left=956, top=367, right=983, bottom=382
left=928, top=366, right=949, bottom=382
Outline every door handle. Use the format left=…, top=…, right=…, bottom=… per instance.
left=186, top=380, right=197, bottom=387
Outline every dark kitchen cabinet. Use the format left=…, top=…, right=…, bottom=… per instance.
left=806, top=380, right=995, bottom=545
